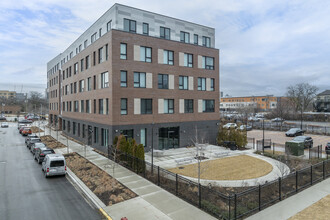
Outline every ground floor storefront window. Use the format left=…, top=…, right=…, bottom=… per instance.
left=158, top=127, right=179, bottom=150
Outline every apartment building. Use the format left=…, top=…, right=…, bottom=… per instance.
left=220, top=95, right=277, bottom=111
left=47, top=4, right=219, bottom=152
left=0, top=90, right=16, bottom=99
left=314, top=90, right=330, bottom=112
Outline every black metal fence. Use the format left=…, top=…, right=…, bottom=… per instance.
left=107, top=145, right=330, bottom=219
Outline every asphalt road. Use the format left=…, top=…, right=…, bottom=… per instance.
left=0, top=123, right=102, bottom=220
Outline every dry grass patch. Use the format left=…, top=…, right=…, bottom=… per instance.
left=289, top=194, right=330, bottom=220
left=40, top=135, right=66, bottom=149
left=264, top=150, right=285, bottom=155
left=168, top=155, right=273, bottom=180
left=65, top=152, right=137, bottom=206
left=31, top=126, right=44, bottom=133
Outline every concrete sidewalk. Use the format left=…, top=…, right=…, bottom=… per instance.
left=41, top=127, right=216, bottom=220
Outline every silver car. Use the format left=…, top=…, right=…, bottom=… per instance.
left=42, top=154, right=66, bottom=178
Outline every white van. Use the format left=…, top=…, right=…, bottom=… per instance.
left=41, top=154, right=66, bottom=178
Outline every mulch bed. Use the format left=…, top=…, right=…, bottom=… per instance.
left=40, top=135, right=66, bottom=149
left=65, top=152, right=137, bottom=206
left=31, top=126, right=44, bottom=133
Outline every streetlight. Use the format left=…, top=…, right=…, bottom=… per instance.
left=151, top=122, right=154, bottom=174
left=262, top=118, right=265, bottom=154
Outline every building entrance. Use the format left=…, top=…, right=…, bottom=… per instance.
left=158, top=127, right=179, bottom=150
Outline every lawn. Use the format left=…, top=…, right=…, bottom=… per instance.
left=168, top=155, right=273, bottom=180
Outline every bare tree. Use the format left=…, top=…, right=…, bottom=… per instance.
left=286, top=83, right=318, bottom=113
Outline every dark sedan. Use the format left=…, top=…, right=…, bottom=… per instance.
left=35, top=147, right=55, bottom=164
left=285, top=128, right=304, bottom=137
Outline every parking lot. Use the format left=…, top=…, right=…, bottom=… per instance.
left=248, top=129, right=330, bottom=149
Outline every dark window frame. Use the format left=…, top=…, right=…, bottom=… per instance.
left=134, top=72, right=146, bottom=88
left=184, top=99, right=194, bottom=113
left=160, top=27, right=171, bottom=40
left=121, top=71, right=127, bottom=87
left=158, top=74, right=169, bottom=89
left=124, top=18, right=136, bottom=33
left=180, top=31, right=190, bottom=43
left=121, top=98, right=127, bottom=115
left=143, top=23, right=149, bottom=35
left=141, top=99, right=152, bottom=114
left=120, top=43, right=127, bottom=60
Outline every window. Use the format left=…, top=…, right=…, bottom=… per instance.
left=93, top=99, right=96, bottom=114
left=160, top=27, right=170, bottom=40
left=106, top=98, right=109, bottom=115
left=99, top=99, right=103, bottom=114
left=74, top=63, right=78, bottom=74
left=94, top=127, right=98, bottom=143
left=140, top=128, right=146, bottom=147
left=93, top=75, right=96, bottom=90
left=198, top=77, right=206, bottom=91
left=85, top=55, right=89, bottom=69
left=164, top=99, right=174, bottom=114
left=120, top=43, right=127, bottom=59
left=140, top=46, right=152, bottom=62
left=179, top=76, right=188, bottom=90
left=81, top=100, right=84, bottom=113
left=194, top=34, right=198, bottom=45
left=80, top=59, right=84, bottom=72
left=202, top=36, right=211, bottom=47
left=101, top=72, right=109, bottom=88
left=91, top=32, right=97, bottom=43
left=202, top=56, right=214, bottom=70
left=121, top=98, right=127, bottom=115
left=121, top=71, right=127, bottom=87
left=143, top=23, right=149, bottom=35
left=105, top=44, right=108, bottom=61
left=70, top=52, right=73, bottom=59
left=185, top=99, right=194, bottom=113
left=84, top=40, right=88, bottom=49
left=123, top=18, right=136, bottom=33
left=180, top=31, right=190, bottom=43
left=87, top=77, right=91, bottom=91
left=141, top=99, right=152, bottom=114
left=98, top=47, right=103, bottom=63
left=163, top=50, right=174, bottom=65
left=86, top=100, right=90, bottom=113
left=74, top=82, right=77, bottom=93
left=79, top=80, right=84, bottom=92
left=65, top=85, right=68, bottom=95
left=203, top=100, right=215, bottom=112
left=74, top=101, right=78, bottom=112
left=158, top=74, right=168, bottom=89
left=210, top=78, right=215, bottom=91
left=79, top=44, right=82, bottom=52
left=134, top=72, right=146, bottom=88
left=101, top=128, right=109, bottom=146
left=82, top=124, right=85, bottom=138
left=184, top=53, right=193, bottom=67
left=99, top=28, right=102, bottom=37
left=107, top=20, right=112, bottom=32
left=93, top=51, right=96, bottom=66
left=72, top=122, right=76, bottom=135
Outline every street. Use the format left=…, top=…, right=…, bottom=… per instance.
left=0, top=123, right=102, bottom=220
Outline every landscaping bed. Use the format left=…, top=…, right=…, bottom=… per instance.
left=40, top=135, right=66, bottom=149
left=31, top=126, right=44, bottom=133
left=65, top=152, right=137, bottom=206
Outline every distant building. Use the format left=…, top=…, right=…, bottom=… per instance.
left=314, top=90, right=330, bottom=112
left=0, top=90, right=16, bottom=99
left=220, top=95, right=277, bottom=111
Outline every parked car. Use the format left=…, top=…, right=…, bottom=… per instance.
left=285, top=128, right=304, bottom=137
left=27, top=138, right=41, bottom=149
left=325, top=142, right=330, bottom=155
left=1, top=122, right=9, bottom=128
left=239, top=125, right=252, bottom=131
left=42, top=154, right=67, bottom=178
left=223, top=123, right=237, bottom=129
left=18, top=119, right=33, bottom=124
left=25, top=134, right=39, bottom=144
left=292, top=136, right=313, bottom=149
left=35, top=147, right=55, bottom=164
left=31, top=142, right=47, bottom=155
left=271, top=118, right=285, bottom=122
left=19, top=125, right=31, bottom=134
left=0, top=114, right=6, bottom=121
left=248, top=117, right=260, bottom=122
left=21, top=128, right=32, bottom=136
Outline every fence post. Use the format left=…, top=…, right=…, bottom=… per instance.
left=258, top=184, right=261, bottom=211
left=228, top=196, right=231, bottom=220
left=323, top=161, right=325, bottom=180
left=199, top=183, right=201, bottom=208
left=311, top=165, right=313, bottom=185
left=136, top=157, right=139, bottom=174
left=279, top=177, right=282, bottom=201
left=253, top=138, right=255, bottom=150
left=176, top=174, right=178, bottom=196
left=273, top=143, right=275, bottom=155
left=234, top=193, right=237, bottom=220
left=318, top=145, right=320, bottom=159
left=157, top=166, right=160, bottom=186
left=309, top=148, right=311, bottom=160
left=296, top=171, right=298, bottom=192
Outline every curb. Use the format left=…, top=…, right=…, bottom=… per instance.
left=66, top=168, right=112, bottom=220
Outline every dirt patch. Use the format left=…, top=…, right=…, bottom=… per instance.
left=289, top=194, right=330, bottom=220
left=65, top=152, right=137, bottom=206
left=40, top=135, right=66, bottom=149
left=168, top=155, right=273, bottom=180
left=31, top=126, right=44, bottom=133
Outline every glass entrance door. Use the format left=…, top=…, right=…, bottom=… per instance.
left=158, top=127, right=179, bottom=150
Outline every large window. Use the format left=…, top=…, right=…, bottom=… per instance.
left=210, top=78, right=215, bottom=91
left=80, top=59, right=84, bottom=72
left=121, top=71, right=127, bottom=87
left=141, top=99, right=152, bottom=114
left=143, top=23, right=149, bottom=35
left=91, top=32, right=97, bottom=43
left=85, top=55, right=90, bottom=69
left=194, top=34, right=198, bottom=45
left=179, top=76, right=188, bottom=90
left=73, top=122, right=76, bottom=135
left=101, top=128, right=109, bottom=146
left=107, top=20, right=112, bottom=32
left=160, top=27, right=170, bottom=40
left=74, top=82, right=77, bottom=93
left=140, top=46, right=152, bottom=62
left=202, top=56, right=214, bottom=70
left=87, top=77, right=92, bottom=91
left=80, top=100, right=84, bottom=113
left=79, top=80, right=84, bottom=92
left=180, top=31, right=190, bottom=43
left=94, top=127, right=98, bottom=143
left=124, top=18, right=136, bottom=33
left=86, top=100, right=90, bottom=113
left=84, top=40, right=88, bottom=49
left=74, top=63, right=78, bottom=74
left=93, top=99, right=96, bottom=114
left=163, top=50, right=174, bottom=65
left=99, top=99, right=103, bottom=114
left=121, top=98, right=127, bottom=115
left=203, top=100, right=215, bottom=112
left=164, top=99, right=174, bottom=114
left=120, top=43, right=127, bottom=60
left=184, top=53, right=193, bottom=67
left=98, top=47, right=103, bottom=63
left=134, top=72, right=146, bottom=88
left=184, top=99, right=194, bottom=113
left=158, top=74, right=168, bottom=89
left=101, top=72, right=109, bottom=88
left=202, top=36, right=211, bottom=47
left=198, top=77, right=206, bottom=91
left=140, top=128, right=147, bottom=147
left=74, top=101, right=78, bottom=112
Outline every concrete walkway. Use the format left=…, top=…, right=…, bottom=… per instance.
left=247, top=177, right=330, bottom=220
left=40, top=126, right=216, bottom=220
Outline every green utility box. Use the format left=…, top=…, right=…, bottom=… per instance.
left=285, top=141, right=305, bottom=156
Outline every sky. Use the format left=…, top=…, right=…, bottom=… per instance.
left=0, top=0, right=330, bottom=97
